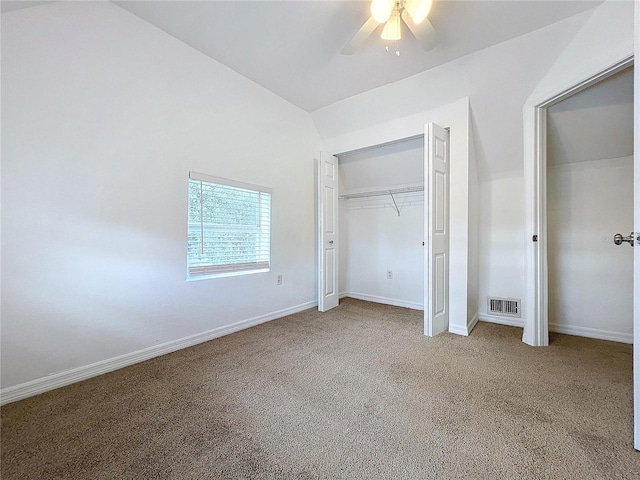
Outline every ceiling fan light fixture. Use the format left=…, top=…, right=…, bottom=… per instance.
left=380, top=11, right=401, bottom=41
left=371, top=0, right=395, bottom=23
left=404, top=0, right=432, bottom=25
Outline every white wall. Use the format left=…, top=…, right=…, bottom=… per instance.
left=467, top=126, right=479, bottom=327
left=341, top=204, right=424, bottom=309
left=527, top=0, right=635, bottom=107
left=547, top=156, right=633, bottom=343
left=477, top=174, right=526, bottom=325
left=337, top=138, right=424, bottom=309
left=1, top=2, right=320, bottom=395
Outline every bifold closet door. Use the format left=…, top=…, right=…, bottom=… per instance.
left=424, top=123, right=450, bottom=336
left=318, top=152, right=339, bottom=312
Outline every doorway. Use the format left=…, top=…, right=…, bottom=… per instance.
left=523, top=57, right=637, bottom=449
left=546, top=66, right=634, bottom=343
left=317, top=97, right=475, bottom=337
left=336, top=136, right=426, bottom=311
left=318, top=124, right=452, bottom=337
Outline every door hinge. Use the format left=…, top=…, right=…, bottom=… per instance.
left=532, top=235, right=538, bottom=242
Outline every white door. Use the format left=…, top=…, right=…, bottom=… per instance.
left=634, top=145, right=639, bottom=450
left=634, top=17, right=639, bottom=449
left=633, top=57, right=639, bottom=450
left=424, top=123, right=450, bottom=336
left=318, top=152, right=339, bottom=312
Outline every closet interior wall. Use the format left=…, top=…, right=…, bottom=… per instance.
left=337, top=137, right=425, bottom=310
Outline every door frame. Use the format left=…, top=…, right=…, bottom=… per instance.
left=318, top=97, right=473, bottom=335
left=324, top=126, right=453, bottom=336
left=523, top=55, right=634, bottom=347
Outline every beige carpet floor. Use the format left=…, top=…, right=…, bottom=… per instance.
left=1, top=298, right=638, bottom=479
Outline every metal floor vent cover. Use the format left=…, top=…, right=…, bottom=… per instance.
left=488, top=297, right=521, bottom=317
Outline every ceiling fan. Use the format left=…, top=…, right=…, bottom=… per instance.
left=341, top=0, right=438, bottom=55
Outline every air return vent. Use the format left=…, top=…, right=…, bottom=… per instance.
left=488, top=297, right=521, bottom=317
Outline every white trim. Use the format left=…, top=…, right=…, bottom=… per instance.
left=548, top=323, right=633, bottom=345
left=467, top=313, right=479, bottom=334
left=341, top=292, right=423, bottom=311
left=522, top=104, right=549, bottom=346
left=188, top=171, right=272, bottom=194
left=448, top=324, right=467, bottom=336
left=339, top=293, right=477, bottom=337
left=448, top=313, right=479, bottom=336
left=530, top=57, right=635, bottom=108
left=479, top=314, right=525, bottom=328
left=634, top=0, right=640, bottom=451
left=478, top=315, right=632, bottom=344
left=0, top=301, right=317, bottom=406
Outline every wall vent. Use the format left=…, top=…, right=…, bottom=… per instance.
left=488, top=297, right=521, bottom=317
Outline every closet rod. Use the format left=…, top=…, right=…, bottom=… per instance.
left=338, top=185, right=423, bottom=200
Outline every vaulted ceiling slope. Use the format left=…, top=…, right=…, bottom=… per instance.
left=104, top=0, right=603, bottom=112
left=548, top=67, right=634, bottom=166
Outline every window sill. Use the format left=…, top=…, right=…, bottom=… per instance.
left=186, top=268, right=270, bottom=282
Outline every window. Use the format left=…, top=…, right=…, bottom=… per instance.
left=187, top=172, right=271, bottom=279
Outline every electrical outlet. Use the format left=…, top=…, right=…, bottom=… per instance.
left=276, top=274, right=283, bottom=285
left=387, top=270, right=393, bottom=279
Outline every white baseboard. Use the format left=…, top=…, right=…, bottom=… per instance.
left=448, top=324, right=467, bottom=336
left=478, top=313, right=525, bottom=328
left=548, top=323, right=633, bottom=344
left=0, top=301, right=317, bottom=406
left=478, top=314, right=632, bottom=344
left=468, top=313, right=479, bottom=333
left=448, top=313, right=478, bottom=337
left=341, top=294, right=478, bottom=336
left=341, top=292, right=423, bottom=311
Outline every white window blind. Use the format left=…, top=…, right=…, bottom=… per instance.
left=187, top=172, right=271, bottom=279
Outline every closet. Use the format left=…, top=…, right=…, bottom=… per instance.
left=336, top=136, right=425, bottom=310
left=318, top=104, right=474, bottom=337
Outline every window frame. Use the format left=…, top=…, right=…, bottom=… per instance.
left=187, top=171, right=272, bottom=281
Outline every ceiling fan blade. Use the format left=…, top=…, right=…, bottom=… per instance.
left=401, top=10, right=438, bottom=52
left=340, top=16, right=380, bottom=55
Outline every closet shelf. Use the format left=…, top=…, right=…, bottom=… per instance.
left=338, top=185, right=424, bottom=200
left=339, top=185, right=424, bottom=217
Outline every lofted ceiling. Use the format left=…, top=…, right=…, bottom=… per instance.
left=3, top=0, right=627, bottom=173
left=0, top=0, right=55, bottom=11
left=98, top=0, right=603, bottom=112
left=547, top=67, right=634, bottom=166
left=2, top=1, right=604, bottom=112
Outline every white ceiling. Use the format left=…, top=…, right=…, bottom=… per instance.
left=1, top=1, right=604, bottom=112
left=0, top=1, right=55, bottom=12
left=3, top=0, right=628, bottom=173
left=95, top=0, right=603, bottom=112
left=547, top=67, right=634, bottom=166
